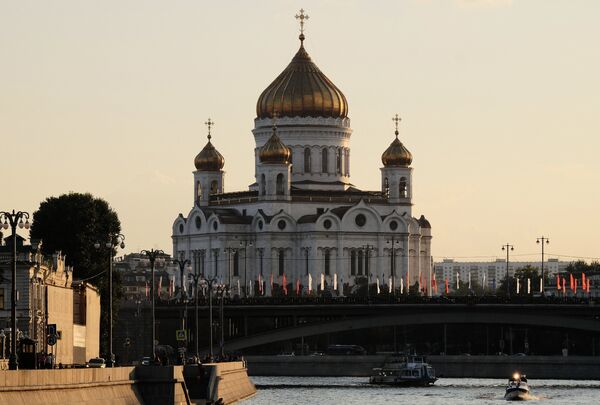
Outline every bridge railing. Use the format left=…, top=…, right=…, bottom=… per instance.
left=154, top=294, right=597, bottom=307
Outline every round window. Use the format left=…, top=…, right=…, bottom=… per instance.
left=389, top=220, right=398, bottom=231
left=195, top=216, right=202, bottom=230
left=355, top=214, right=366, bottom=227
left=277, top=220, right=287, bottom=230
left=258, top=220, right=263, bottom=230
left=323, top=219, right=332, bottom=230
left=179, top=224, right=184, bottom=234
left=212, top=222, right=218, bottom=231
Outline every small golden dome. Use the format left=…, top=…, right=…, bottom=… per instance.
left=259, top=126, right=291, bottom=164
left=256, top=42, right=348, bottom=119
left=194, top=135, right=224, bottom=171
left=382, top=130, right=412, bottom=167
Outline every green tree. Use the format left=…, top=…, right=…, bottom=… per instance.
left=565, top=260, right=600, bottom=275
left=30, top=192, right=122, bottom=356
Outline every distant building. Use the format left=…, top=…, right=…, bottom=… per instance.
left=0, top=234, right=100, bottom=366
left=114, top=253, right=180, bottom=302
left=434, top=258, right=572, bottom=291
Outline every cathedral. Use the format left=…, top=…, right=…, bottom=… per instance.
left=172, top=11, right=432, bottom=296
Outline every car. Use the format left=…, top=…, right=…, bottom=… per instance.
left=140, top=357, right=153, bottom=366
left=88, top=358, right=106, bottom=368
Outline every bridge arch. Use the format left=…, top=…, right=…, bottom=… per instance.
left=216, top=311, right=600, bottom=352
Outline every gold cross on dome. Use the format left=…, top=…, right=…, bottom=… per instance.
left=205, top=118, right=214, bottom=140
left=392, top=114, right=402, bottom=136
left=295, top=8, right=309, bottom=35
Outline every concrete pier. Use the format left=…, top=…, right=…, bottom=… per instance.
left=246, top=355, right=600, bottom=379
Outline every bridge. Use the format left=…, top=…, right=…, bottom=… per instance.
left=116, top=296, right=600, bottom=361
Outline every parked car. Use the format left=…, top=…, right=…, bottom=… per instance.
left=88, top=358, right=106, bottom=368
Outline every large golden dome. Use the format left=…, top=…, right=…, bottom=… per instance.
left=194, top=135, right=224, bottom=171
left=256, top=41, right=348, bottom=119
left=382, top=130, right=413, bottom=167
left=259, top=126, right=291, bottom=164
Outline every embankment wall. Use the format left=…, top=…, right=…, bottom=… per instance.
left=246, top=355, right=600, bottom=379
left=0, top=366, right=190, bottom=405
left=184, top=361, right=256, bottom=404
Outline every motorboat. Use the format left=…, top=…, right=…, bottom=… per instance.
left=369, top=354, right=437, bottom=387
left=504, top=373, right=532, bottom=401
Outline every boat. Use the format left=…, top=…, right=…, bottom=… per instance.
left=504, top=373, right=532, bottom=401
left=369, top=354, right=437, bottom=386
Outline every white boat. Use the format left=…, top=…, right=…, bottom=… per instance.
left=369, top=354, right=437, bottom=387
left=504, top=373, right=532, bottom=401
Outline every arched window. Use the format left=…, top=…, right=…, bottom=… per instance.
left=324, top=249, right=331, bottom=276
left=196, top=181, right=202, bottom=203
left=233, top=251, right=239, bottom=277
left=336, top=148, right=342, bottom=174
left=383, top=178, right=390, bottom=199
left=276, top=173, right=284, bottom=195
left=399, top=177, right=407, bottom=198
left=358, top=250, right=364, bottom=276
left=350, top=250, right=356, bottom=276
left=321, top=148, right=328, bottom=174
left=304, top=148, right=311, bottom=173
left=210, top=180, right=218, bottom=194
left=344, top=149, right=350, bottom=176
left=260, top=174, right=266, bottom=196
left=278, top=249, right=285, bottom=276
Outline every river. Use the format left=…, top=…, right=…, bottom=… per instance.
left=245, top=377, right=600, bottom=404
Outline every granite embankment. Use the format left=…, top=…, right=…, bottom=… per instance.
left=0, top=362, right=256, bottom=405
left=246, top=355, right=600, bottom=379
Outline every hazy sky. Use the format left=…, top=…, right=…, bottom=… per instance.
left=2, top=0, right=599, bottom=262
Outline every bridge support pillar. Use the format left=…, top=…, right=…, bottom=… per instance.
left=443, top=324, right=447, bottom=355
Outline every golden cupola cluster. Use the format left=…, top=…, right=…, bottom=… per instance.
left=194, top=119, right=225, bottom=171
left=259, top=125, right=291, bottom=164
left=382, top=115, right=413, bottom=167
left=256, top=10, right=348, bottom=119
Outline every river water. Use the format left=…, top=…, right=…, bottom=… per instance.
left=245, top=377, right=600, bottom=404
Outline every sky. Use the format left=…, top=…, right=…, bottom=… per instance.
left=1, top=0, right=599, bottom=262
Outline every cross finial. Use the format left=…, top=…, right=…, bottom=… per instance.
left=295, top=8, right=309, bottom=43
left=205, top=118, right=214, bottom=140
left=392, top=114, right=402, bottom=137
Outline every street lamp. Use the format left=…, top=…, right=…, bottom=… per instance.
left=502, top=244, right=514, bottom=299
left=238, top=239, right=253, bottom=297
left=174, top=256, right=191, bottom=297
left=1, top=209, right=31, bottom=370
left=386, top=236, right=399, bottom=295
left=188, top=270, right=203, bottom=358
left=199, top=277, right=219, bottom=361
left=141, top=248, right=164, bottom=361
left=95, top=233, right=125, bottom=367
left=362, top=245, right=375, bottom=298
left=536, top=236, right=549, bottom=293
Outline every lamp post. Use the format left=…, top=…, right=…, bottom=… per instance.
left=238, top=240, right=253, bottom=297
left=95, top=233, right=125, bottom=367
left=1, top=209, right=31, bottom=370
left=174, top=257, right=191, bottom=297
left=386, top=236, right=399, bottom=295
left=199, top=277, right=219, bottom=360
left=223, top=247, right=236, bottom=290
left=362, top=244, right=375, bottom=298
left=140, top=249, right=163, bottom=361
left=536, top=236, right=549, bottom=293
left=188, top=270, right=202, bottom=358
left=216, top=284, right=228, bottom=357
left=502, top=244, right=514, bottom=299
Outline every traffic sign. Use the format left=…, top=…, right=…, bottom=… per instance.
left=176, top=330, right=187, bottom=341
left=47, top=335, right=57, bottom=346
left=47, top=324, right=57, bottom=337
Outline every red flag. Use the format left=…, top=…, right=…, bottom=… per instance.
left=445, top=278, right=449, bottom=294
left=582, top=273, right=586, bottom=289
left=296, top=279, right=300, bottom=295
left=570, top=273, right=575, bottom=291
left=556, top=274, right=561, bottom=290
left=158, top=276, right=163, bottom=298
left=562, top=278, right=567, bottom=293
left=258, top=274, right=263, bottom=295
left=574, top=278, right=578, bottom=294
left=145, top=281, right=149, bottom=298
left=587, top=278, right=591, bottom=293
left=270, top=273, right=274, bottom=290
left=282, top=274, right=288, bottom=295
